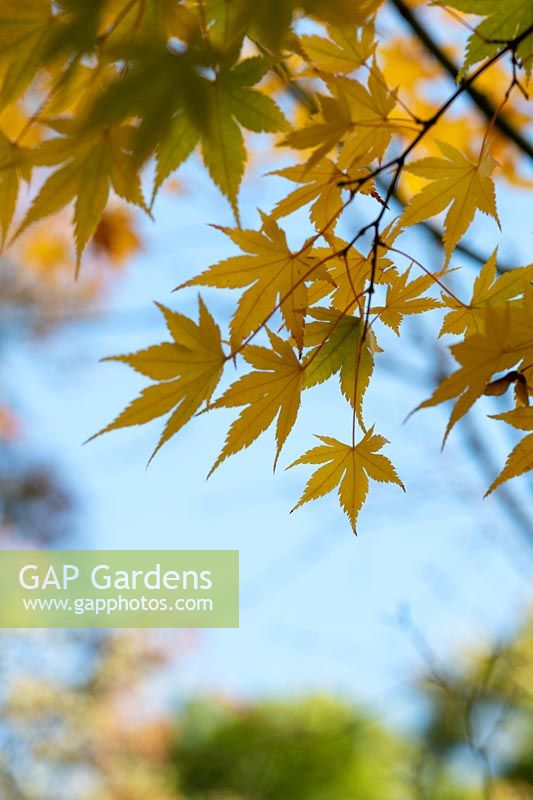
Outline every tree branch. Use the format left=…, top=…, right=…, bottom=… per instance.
left=389, top=0, right=533, bottom=162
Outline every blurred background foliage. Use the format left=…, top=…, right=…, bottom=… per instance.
left=1, top=622, right=532, bottom=799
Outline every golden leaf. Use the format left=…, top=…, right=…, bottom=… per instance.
left=486, top=408, right=533, bottom=496
left=290, top=428, right=404, bottom=532
left=280, top=64, right=397, bottom=169
left=180, top=214, right=315, bottom=353
left=417, top=305, right=533, bottom=442
left=400, top=142, right=500, bottom=264
left=209, top=329, right=304, bottom=474
left=375, top=267, right=442, bottom=335
left=303, top=307, right=375, bottom=425
left=90, top=298, right=225, bottom=462
left=12, top=127, right=145, bottom=271
left=440, top=251, right=533, bottom=336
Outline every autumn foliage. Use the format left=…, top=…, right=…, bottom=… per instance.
left=1, top=0, right=532, bottom=531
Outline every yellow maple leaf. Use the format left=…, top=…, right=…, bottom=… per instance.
left=271, top=159, right=376, bottom=233
left=440, top=251, right=533, bottom=336
left=270, top=159, right=345, bottom=232
left=152, top=56, right=288, bottom=219
left=333, top=69, right=399, bottom=170
left=375, top=267, right=443, bottom=335
left=41, top=63, right=118, bottom=121
left=221, top=0, right=382, bottom=52
left=280, top=63, right=398, bottom=169
left=303, top=307, right=376, bottom=425
left=90, top=297, right=226, bottom=462
left=0, top=0, right=52, bottom=110
left=201, top=63, right=288, bottom=222
left=299, top=24, right=376, bottom=75
left=12, top=126, right=146, bottom=271
left=309, top=0, right=384, bottom=28
left=400, top=142, right=500, bottom=264
left=308, top=232, right=397, bottom=311
left=289, top=428, right=404, bottom=532
left=486, top=408, right=533, bottom=496
left=180, top=214, right=316, bottom=353
left=417, top=305, right=533, bottom=442
left=0, top=130, right=32, bottom=247
left=280, top=93, right=351, bottom=168
left=209, top=329, right=304, bottom=474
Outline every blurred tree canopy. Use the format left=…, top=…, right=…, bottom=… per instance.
left=172, top=618, right=533, bottom=800
left=0, top=0, right=531, bottom=533
left=174, top=696, right=408, bottom=800
left=416, top=614, right=533, bottom=799
left=0, top=605, right=531, bottom=799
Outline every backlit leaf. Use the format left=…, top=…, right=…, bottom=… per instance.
left=89, top=297, right=226, bottom=462
left=180, top=214, right=316, bottom=353
left=486, top=408, right=533, bottom=495
left=12, top=127, right=145, bottom=269
left=290, top=428, right=404, bottom=532
left=209, top=329, right=304, bottom=474
left=440, top=251, right=533, bottom=336
left=400, top=143, right=500, bottom=265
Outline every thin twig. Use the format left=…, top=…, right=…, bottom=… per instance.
left=389, top=0, right=533, bottom=161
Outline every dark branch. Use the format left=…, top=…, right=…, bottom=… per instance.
left=389, top=0, right=533, bottom=162
left=420, top=218, right=512, bottom=274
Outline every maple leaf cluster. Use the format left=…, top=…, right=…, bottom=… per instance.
left=0, top=0, right=532, bottom=532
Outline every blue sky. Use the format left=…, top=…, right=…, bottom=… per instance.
left=7, top=126, right=533, bottom=732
